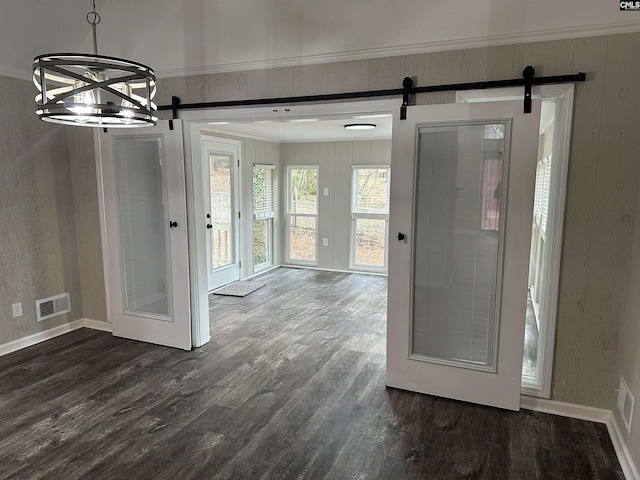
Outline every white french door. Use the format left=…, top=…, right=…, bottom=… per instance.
left=386, top=100, right=541, bottom=410
left=202, top=138, right=241, bottom=291
left=99, top=120, right=191, bottom=350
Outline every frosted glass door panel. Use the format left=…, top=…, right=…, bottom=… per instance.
left=412, top=123, right=507, bottom=370
left=114, top=137, right=171, bottom=318
left=209, top=153, right=234, bottom=270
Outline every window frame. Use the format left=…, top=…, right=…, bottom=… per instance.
left=349, top=165, right=391, bottom=273
left=285, top=165, right=319, bottom=266
left=252, top=163, right=276, bottom=272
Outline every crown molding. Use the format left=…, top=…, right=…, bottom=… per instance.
left=4, top=20, right=640, bottom=82
left=156, top=20, right=640, bottom=79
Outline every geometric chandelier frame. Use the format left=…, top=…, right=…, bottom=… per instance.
left=33, top=53, right=157, bottom=127
left=33, top=0, right=157, bottom=128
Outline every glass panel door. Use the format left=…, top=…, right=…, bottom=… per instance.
left=412, top=123, right=506, bottom=370
left=386, top=101, right=541, bottom=411
left=209, top=153, right=234, bottom=270
left=114, top=137, right=171, bottom=318
left=99, top=121, right=191, bottom=350
left=202, top=137, right=241, bottom=291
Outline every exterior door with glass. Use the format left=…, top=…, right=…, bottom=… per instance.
left=387, top=100, right=541, bottom=410
left=99, top=120, right=191, bottom=350
left=202, top=138, right=241, bottom=291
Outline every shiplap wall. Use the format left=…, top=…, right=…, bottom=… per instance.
left=281, top=140, right=391, bottom=271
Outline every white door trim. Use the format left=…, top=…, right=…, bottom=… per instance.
left=181, top=100, right=399, bottom=348
left=457, top=84, right=575, bottom=398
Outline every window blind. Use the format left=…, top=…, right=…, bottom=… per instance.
left=253, top=165, right=275, bottom=220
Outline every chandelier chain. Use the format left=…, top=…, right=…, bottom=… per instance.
left=86, top=0, right=101, bottom=26
left=86, top=0, right=101, bottom=55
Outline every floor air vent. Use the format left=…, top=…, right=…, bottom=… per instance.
left=617, top=375, right=635, bottom=434
left=36, top=293, right=71, bottom=321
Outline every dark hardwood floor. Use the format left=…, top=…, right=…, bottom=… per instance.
left=0, top=267, right=623, bottom=479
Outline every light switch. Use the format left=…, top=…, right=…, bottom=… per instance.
left=322, top=238, right=328, bottom=246
left=323, top=187, right=329, bottom=196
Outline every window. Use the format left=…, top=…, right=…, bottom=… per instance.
left=286, top=166, right=318, bottom=264
left=253, top=164, right=275, bottom=270
left=350, top=167, right=390, bottom=271
left=533, top=155, right=551, bottom=239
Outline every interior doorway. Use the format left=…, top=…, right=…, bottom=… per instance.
left=181, top=94, right=570, bottom=405
left=202, top=137, right=242, bottom=291
left=181, top=100, right=398, bottom=349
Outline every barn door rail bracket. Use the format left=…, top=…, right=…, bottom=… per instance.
left=158, top=66, right=585, bottom=119
left=168, top=95, right=181, bottom=130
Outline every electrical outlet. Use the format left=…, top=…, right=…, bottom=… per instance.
left=323, top=187, right=329, bottom=196
left=322, top=238, right=328, bottom=246
left=12, top=302, right=23, bottom=318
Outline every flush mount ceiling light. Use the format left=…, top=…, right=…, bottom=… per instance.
left=344, top=123, right=376, bottom=130
left=33, top=0, right=157, bottom=128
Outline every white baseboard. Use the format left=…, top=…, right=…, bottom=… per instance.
left=82, top=318, right=112, bottom=332
left=521, top=396, right=639, bottom=480
left=607, top=413, right=640, bottom=480
left=244, top=265, right=279, bottom=280
left=0, top=318, right=112, bottom=357
left=0, top=319, right=84, bottom=356
left=520, top=396, right=611, bottom=422
left=282, top=264, right=387, bottom=277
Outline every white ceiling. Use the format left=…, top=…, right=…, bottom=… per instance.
left=201, top=113, right=392, bottom=142
left=5, top=1, right=625, bottom=142
left=2, top=0, right=640, bottom=81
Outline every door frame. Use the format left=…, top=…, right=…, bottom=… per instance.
left=201, top=136, right=242, bottom=291
left=179, top=100, right=400, bottom=348
left=457, top=84, right=575, bottom=399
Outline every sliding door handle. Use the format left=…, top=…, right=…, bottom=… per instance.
left=397, top=232, right=406, bottom=241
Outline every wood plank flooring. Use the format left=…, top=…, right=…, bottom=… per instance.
left=0, top=267, right=623, bottom=479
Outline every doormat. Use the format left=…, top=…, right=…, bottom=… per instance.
left=212, top=281, right=266, bottom=297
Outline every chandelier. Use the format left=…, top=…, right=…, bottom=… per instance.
left=33, top=0, right=157, bottom=128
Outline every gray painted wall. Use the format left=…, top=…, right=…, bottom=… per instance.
left=0, top=77, right=85, bottom=344
left=68, top=128, right=107, bottom=323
